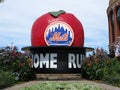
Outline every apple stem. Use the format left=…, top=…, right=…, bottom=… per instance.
left=49, top=10, right=65, bottom=18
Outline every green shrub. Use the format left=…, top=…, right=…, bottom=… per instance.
left=0, top=46, right=35, bottom=84
left=0, top=70, right=16, bottom=89
left=82, top=48, right=109, bottom=80
left=82, top=57, right=105, bottom=80
left=102, top=58, right=120, bottom=87
left=0, top=55, right=35, bottom=82
left=82, top=49, right=120, bottom=87
left=12, top=58, right=35, bottom=81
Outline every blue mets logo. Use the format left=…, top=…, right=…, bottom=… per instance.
left=44, top=21, right=74, bottom=46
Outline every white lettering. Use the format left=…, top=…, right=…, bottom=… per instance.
left=76, top=54, right=81, bottom=68
left=32, top=53, right=58, bottom=68
left=50, top=53, right=57, bottom=68
left=33, top=54, right=39, bottom=68
left=40, top=53, right=49, bottom=68
left=68, top=53, right=84, bottom=68
left=68, top=53, right=76, bottom=68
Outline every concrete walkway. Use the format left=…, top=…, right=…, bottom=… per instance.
left=3, top=80, right=120, bottom=90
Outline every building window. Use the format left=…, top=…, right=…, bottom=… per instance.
left=110, top=11, right=114, bottom=23
left=110, top=12, right=115, bottom=42
left=117, top=7, right=120, bottom=22
left=117, top=7, right=120, bottom=34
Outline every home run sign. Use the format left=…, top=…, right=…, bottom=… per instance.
left=30, top=47, right=86, bottom=73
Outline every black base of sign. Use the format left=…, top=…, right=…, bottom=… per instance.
left=22, top=46, right=93, bottom=74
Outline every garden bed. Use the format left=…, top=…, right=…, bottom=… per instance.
left=20, top=81, right=102, bottom=90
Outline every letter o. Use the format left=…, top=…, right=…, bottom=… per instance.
left=33, top=54, right=39, bottom=68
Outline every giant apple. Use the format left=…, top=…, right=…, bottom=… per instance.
left=31, top=10, right=84, bottom=47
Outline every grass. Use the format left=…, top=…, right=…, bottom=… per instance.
left=20, top=81, right=102, bottom=90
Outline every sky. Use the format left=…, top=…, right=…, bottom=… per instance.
left=0, top=0, right=109, bottom=51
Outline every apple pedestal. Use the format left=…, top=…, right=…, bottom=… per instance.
left=22, top=46, right=93, bottom=74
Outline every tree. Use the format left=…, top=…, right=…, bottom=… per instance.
left=0, top=0, right=4, bottom=3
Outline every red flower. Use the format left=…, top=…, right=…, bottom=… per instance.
left=87, top=63, right=92, bottom=67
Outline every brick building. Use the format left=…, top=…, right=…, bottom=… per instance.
left=107, top=0, right=120, bottom=48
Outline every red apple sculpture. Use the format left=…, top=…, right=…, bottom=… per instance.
left=31, top=10, right=84, bottom=47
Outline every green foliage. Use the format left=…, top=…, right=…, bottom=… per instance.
left=0, top=0, right=4, bottom=3
left=20, top=82, right=102, bottom=90
left=0, top=70, right=16, bottom=89
left=82, top=48, right=120, bottom=87
left=102, top=58, right=120, bottom=87
left=82, top=57, right=105, bottom=80
left=0, top=46, right=35, bottom=89
left=12, top=58, right=34, bottom=81
left=0, top=57, right=34, bottom=89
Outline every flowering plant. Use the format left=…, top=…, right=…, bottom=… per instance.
left=82, top=48, right=110, bottom=80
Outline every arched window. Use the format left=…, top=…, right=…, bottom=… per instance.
left=117, top=6, right=120, bottom=35
left=110, top=11, right=115, bottom=42
left=111, top=12, right=114, bottom=23
left=117, top=7, right=120, bottom=22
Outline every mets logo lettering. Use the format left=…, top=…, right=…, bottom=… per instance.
left=44, top=21, right=74, bottom=46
